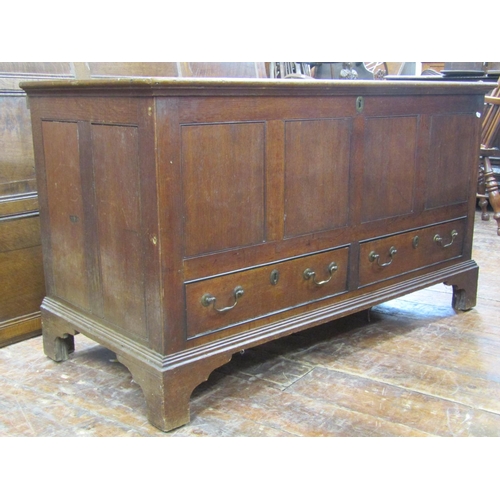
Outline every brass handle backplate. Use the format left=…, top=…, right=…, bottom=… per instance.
left=201, top=286, right=244, bottom=312
left=369, top=246, right=397, bottom=268
left=303, top=262, right=338, bottom=286
left=434, top=230, right=458, bottom=248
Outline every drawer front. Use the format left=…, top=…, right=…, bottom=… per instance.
left=185, top=247, right=349, bottom=339
left=359, top=219, right=466, bottom=286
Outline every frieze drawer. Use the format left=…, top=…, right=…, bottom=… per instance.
left=185, top=246, right=350, bottom=339
left=359, top=219, right=467, bottom=287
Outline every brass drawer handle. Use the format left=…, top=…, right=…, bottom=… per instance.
left=201, top=286, right=244, bottom=312
left=303, top=262, right=338, bottom=286
left=369, top=246, right=397, bottom=267
left=434, top=229, right=458, bottom=248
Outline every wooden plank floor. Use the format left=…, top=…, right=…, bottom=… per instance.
left=1, top=209, right=499, bottom=437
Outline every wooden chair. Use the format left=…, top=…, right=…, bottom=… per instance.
left=268, top=62, right=315, bottom=79
left=477, top=77, right=500, bottom=235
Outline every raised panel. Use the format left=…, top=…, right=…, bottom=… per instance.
left=0, top=95, right=36, bottom=197
left=361, top=116, right=418, bottom=222
left=182, top=122, right=265, bottom=256
left=42, top=121, right=89, bottom=310
left=92, top=124, right=147, bottom=338
left=284, top=119, right=352, bottom=237
left=425, top=114, right=477, bottom=209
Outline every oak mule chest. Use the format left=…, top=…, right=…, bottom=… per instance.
left=21, top=78, right=489, bottom=432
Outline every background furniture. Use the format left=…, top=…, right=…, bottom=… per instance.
left=268, top=63, right=390, bottom=80
left=477, top=77, right=500, bottom=234
left=0, top=64, right=67, bottom=346
left=23, top=78, right=489, bottom=431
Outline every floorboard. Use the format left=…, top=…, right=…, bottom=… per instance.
left=1, top=209, right=499, bottom=437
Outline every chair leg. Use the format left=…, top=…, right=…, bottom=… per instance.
left=483, top=157, right=500, bottom=236
left=478, top=162, right=490, bottom=220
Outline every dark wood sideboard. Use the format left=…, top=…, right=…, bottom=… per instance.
left=21, top=77, right=490, bottom=432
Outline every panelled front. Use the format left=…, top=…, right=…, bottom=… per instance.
left=179, top=97, right=478, bottom=273
left=178, top=94, right=478, bottom=344
left=180, top=98, right=356, bottom=340
left=179, top=96, right=356, bottom=258
left=28, top=86, right=485, bottom=356
left=179, top=96, right=356, bottom=271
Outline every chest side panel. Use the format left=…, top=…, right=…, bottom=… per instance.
left=32, top=96, right=160, bottom=346
left=41, top=120, right=90, bottom=310
left=92, top=123, right=147, bottom=337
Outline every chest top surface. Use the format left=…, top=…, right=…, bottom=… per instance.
left=20, top=76, right=495, bottom=97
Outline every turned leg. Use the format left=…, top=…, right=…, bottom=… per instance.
left=477, top=162, right=490, bottom=220
left=444, top=265, right=479, bottom=311
left=116, top=351, right=232, bottom=432
left=483, top=157, right=500, bottom=236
